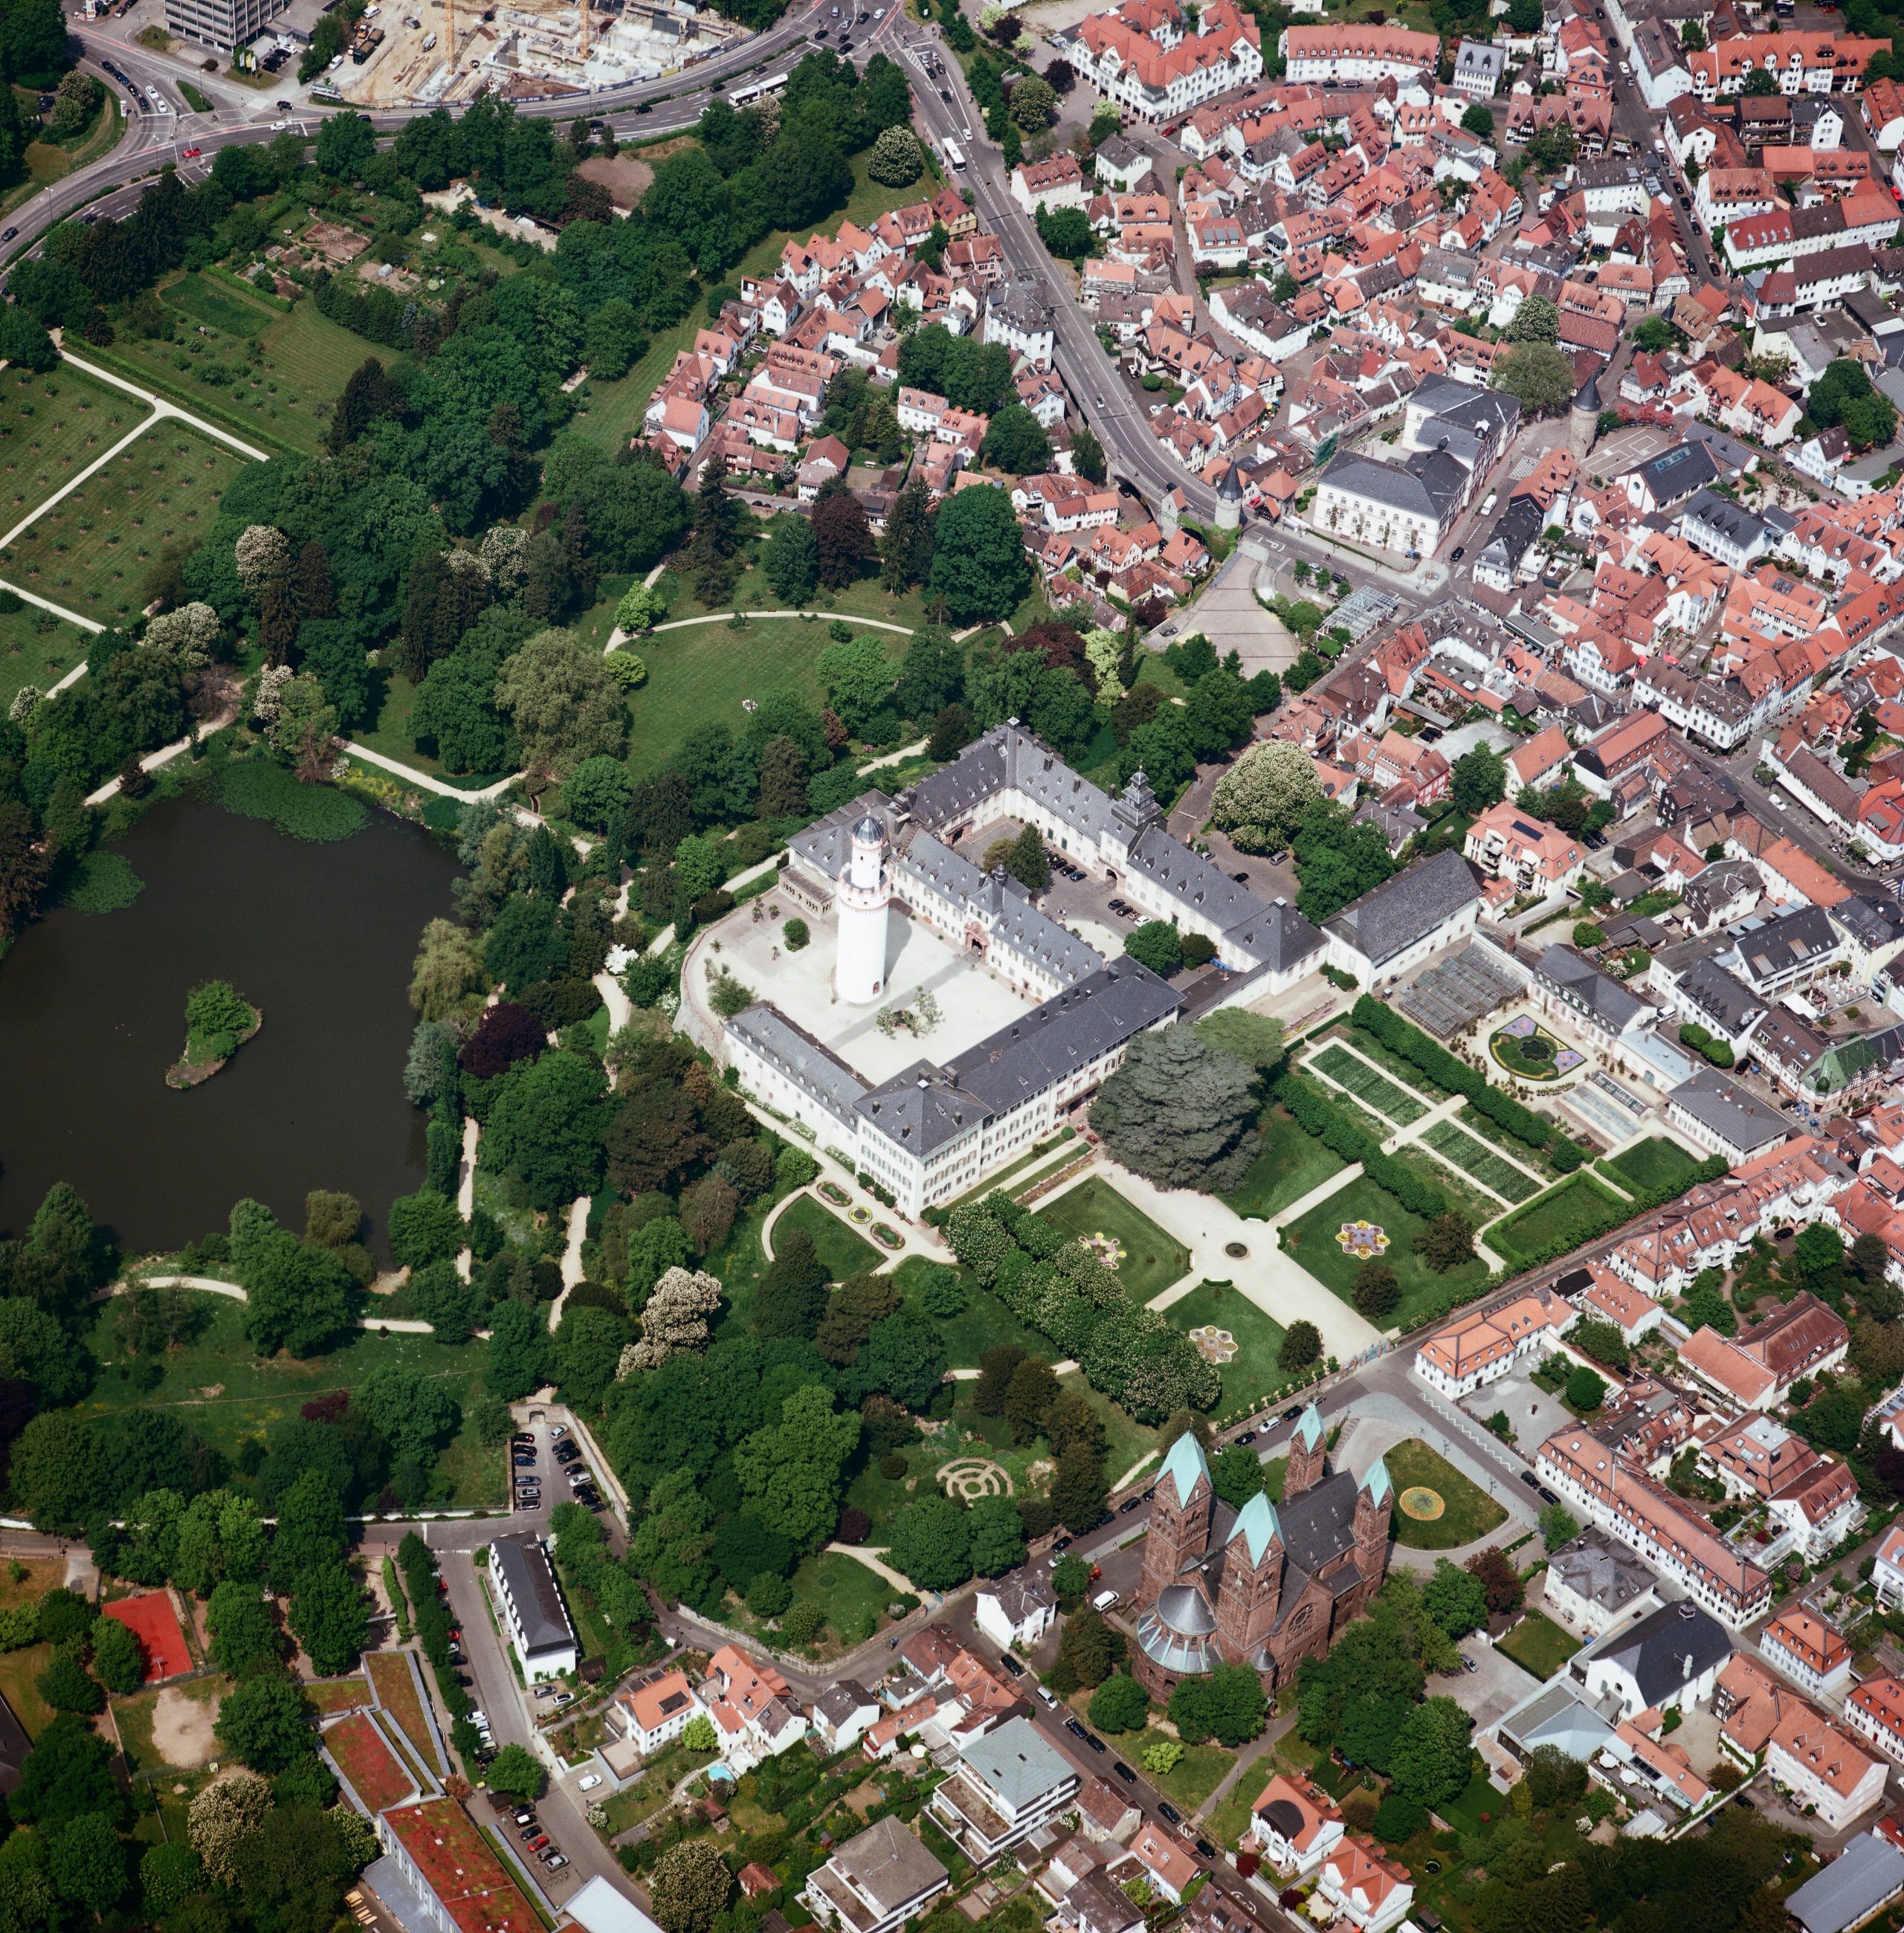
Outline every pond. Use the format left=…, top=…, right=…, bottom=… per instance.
left=0, top=794, right=458, bottom=1258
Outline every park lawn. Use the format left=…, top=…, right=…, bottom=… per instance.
left=89, top=280, right=372, bottom=456
left=1122, top=1728, right=1235, bottom=1811
left=1384, top=1439, right=1507, bottom=1550
left=1160, top=1282, right=1288, bottom=1420
left=0, top=364, right=152, bottom=529
left=892, top=1258, right=1048, bottom=1368
left=0, top=1643, right=56, bottom=1738
left=1606, top=1136, right=1703, bottom=1195
left=1283, top=1173, right=1487, bottom=1334
left=624, top=615, right=910, bottom=784
left=1494, top=1610, right=1581, bottom=1681
left=4, top=424, right=250, bottom=625
left=571, top=146, right=945, bottom=457
left=358, top=671, right=512, bottom=787
left=1487, top=1173, right=1629, bottom=1268
left=1223, top=1103, right=1347, bottom=1222
left=726, top=1551, right=896, bottom=1657
left=1036, top=1178, right=1190, bottom=1306
left=778, top=1193, right=882, bottom=1281
left=0, top=601, right=90, bottom=716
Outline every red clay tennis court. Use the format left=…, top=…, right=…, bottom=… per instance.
left=101, top=1593, right=190, bottom=1682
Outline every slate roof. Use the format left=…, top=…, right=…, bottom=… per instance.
left=1323, top=848, right=1483, bottom=971
left=1587, top=1599, right=1732, bottom=1706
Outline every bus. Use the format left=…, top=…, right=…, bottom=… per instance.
left=730, top=71, right=788, bottom=105
left=943, top=137, right=966, bottom=170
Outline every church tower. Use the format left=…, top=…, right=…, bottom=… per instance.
left=1215, top=1491, right=1284, bottom=1659
left=1137, top=1431, right=1213, bottom=1608
left=1285, top=1404, right=1326, bottom=1500
left=1352, top=1458, right=1393, bottom=1587
left=835, top=813, right=892, bottom=1006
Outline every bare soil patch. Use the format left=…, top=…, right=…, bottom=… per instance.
left=151, top=1685, right=221, bottom=1767
left=577, top=154, right=653, bottom=210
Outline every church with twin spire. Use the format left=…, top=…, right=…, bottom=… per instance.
left=1130, top=1407, right=1395, bottom=1700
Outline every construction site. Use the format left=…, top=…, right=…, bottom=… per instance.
left=333, top=0, right=750, bottom=103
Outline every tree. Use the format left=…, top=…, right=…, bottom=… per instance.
left=732, top=1385, right=860, bottom=1555
left=1461, top=102, right=1495, bottom=138
left=1421, top=1558, right=1487, bottom=1637
left=1280, top=1321, right=1321, bottom=1371
left=762, top=513, right=819, bottom=605
left=1124, top=920, right=1182, bottom=977
left=213, top=1676, right=314, bottom=1774
left=981, top=404, right=1051, bottom=477
left=1565, top=1365, right=1606, bottom=1412
left=928, top=485, right=1031, bottom=622
left=885, top=1495, right=973, bottom=1589
left=1388, top=1697, right=1473, bottom=1807
left=485, top=1743, right=543, bottom=1804
left=867, top=124, right=923, bottom=184
left=1467, top=1546, right=1525, bottom=1619
left=1090, top=1674, right=1150, bottom=1734
left=1058, top=1604, right=1123, bottom=1688
left=1503, top=296, right=1560, bottom=345
left=287, top=1561, right=369, bottom=1677
left=813, top=487, right=876, bottom=592
left=186, top=1772, right=274, bottom=1886
left=649, top=1840, right=732, bottom=1933
left=494, top=630, right=626, bottom=784
left=1450, top=743, right=1506, bottom=815
left=1416, top=1213, right=1475, bottom=1273
left=1210, top=739, right=1322, bottom=851
left=1091, top=1024, right=1259, bottom=1192
left=88, top=1615, right=145, bottom=1695
left=1354, top=1262, right=1400, bottom=1320
left=1494, top=341, right=1578, bottom=415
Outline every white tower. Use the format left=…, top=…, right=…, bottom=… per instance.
left=836, top=813, right=892, bottom=1005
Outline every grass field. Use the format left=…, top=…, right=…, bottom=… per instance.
left=77, top=287, right=372, bottom=456
left=1494, top=1610, right=1581, bottom=1680
left=1487, top=1173, right=1629, bottom=1268
left=0, top=601, right=91, bottom=715
left=891, top=1256, right=1048, bottom=1368
left=1283, top=1174, right=1487, bottom=1333
left=1604, top=1137, right=1703, bottom=1194
left=1308, top=1043, right=1427, bottom=1125
left=1036, top=1178, right=1190, bottom=1306
left=3, top=423, right=250, bottom=622
left=77, top=1291, right=502, bottom=1505
left=1384, top=1439, right=1507, bottom=1550
left=1161, top=1281, right=1288, bottom=1419
left=1224, top=1103, right=1349, bottom=1222
left=776, top=1193, right=882, bottom=1281
left=0, top=365, right=151, bottom=529
left=1419, top=1121, right=1539, bottom=1205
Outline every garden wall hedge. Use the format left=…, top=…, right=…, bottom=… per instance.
left=1272, top=1071, right=1445, bottom=1220
left=1352, top=996, right=1552, bottom=1151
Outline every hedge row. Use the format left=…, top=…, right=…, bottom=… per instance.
left=1273, top=1071, right=1446, bottom=1220
left=1352, top=995, right=1552, bottom=1150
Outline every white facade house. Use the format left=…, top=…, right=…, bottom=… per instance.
left=488, top=1535, right=578, bottom=1682
left=974, top=1568, right=1058, bottom=1653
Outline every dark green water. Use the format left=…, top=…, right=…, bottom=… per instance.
left=0, top=795, right=459, bottom=1256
